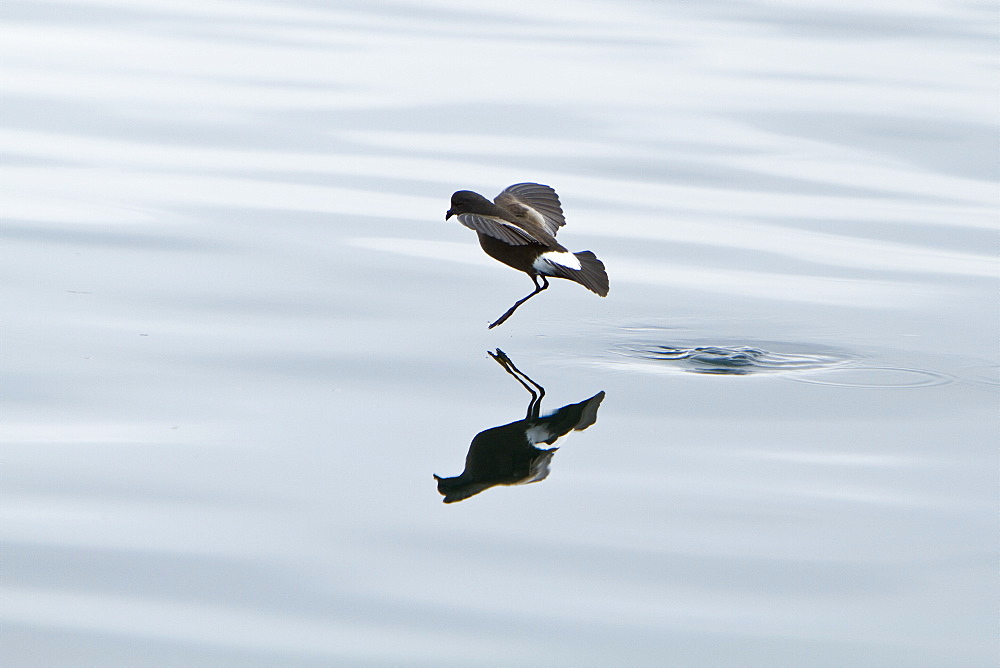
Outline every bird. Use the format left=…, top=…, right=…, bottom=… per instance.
left=445, top=183, right=609, bottom=328
left=434, top=349, right=605, bottom=503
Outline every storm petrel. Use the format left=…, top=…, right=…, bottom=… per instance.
left=446, top=182, right=609, bottom=328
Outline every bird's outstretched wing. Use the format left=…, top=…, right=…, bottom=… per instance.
left=494, top=183, right=566, bottom=237
left=455, top=213, right=545, bottom=246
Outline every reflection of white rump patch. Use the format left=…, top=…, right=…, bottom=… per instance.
left=533, top=250, right=581, bottom=274
left=525, top=424, right=555, bottom=445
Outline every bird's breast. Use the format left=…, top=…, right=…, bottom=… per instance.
left=477, top=233, right=543, bottom=274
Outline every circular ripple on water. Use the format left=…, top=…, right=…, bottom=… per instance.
left=791, top=366, right=953, bottom=389
left=614, top=340, right=957, bottom=388
left=617, top=343, right=850, bottom=376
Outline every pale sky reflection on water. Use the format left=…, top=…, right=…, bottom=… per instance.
left=2, top=0, right=997, bottom=665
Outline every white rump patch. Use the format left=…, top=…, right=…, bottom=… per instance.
left=533, top=250, right=581, bottom=274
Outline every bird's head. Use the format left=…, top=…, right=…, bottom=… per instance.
left=446, top=190, right=490, bottom=220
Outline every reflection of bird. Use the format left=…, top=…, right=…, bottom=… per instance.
left=434, top=349, right=605, bottom=503
left=446, top=183, right=609, bottom=328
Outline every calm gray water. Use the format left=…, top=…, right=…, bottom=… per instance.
left=2, top=1, right=998, bottom=665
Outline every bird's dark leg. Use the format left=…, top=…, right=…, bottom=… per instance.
left=488, top=275, right=549, bottom=329
left=488, top=348, right=546, bottom=419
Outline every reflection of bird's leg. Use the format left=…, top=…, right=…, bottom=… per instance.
left=488, top=275, right=549, bottom=329
left=489, top=348, right=546, bottom=419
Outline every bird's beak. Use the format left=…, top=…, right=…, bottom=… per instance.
left=445, top=209, right=453, bottom=220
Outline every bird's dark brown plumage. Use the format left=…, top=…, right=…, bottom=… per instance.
left=446, top=182, right=609, bottom=327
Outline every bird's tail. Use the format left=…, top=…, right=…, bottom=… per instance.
left=570, top=251, right=610, bottom=297
left=534, top=249, right=610, bottom=296
left=536, top=391, right=606, bottom=445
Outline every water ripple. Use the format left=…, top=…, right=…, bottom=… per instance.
left=617, top=343, right=850, bottom=376
left=791, top=367, right=953, bottom=388
left=615, top=341, right=963, bottom=389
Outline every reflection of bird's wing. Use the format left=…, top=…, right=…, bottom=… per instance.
left=455, top=213, right=542, bottom=245
left=518, top=448, right=557, bottom=485
left=494, top=183, right=566, bottom=238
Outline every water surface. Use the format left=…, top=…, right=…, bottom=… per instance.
left=2, top=0, right=997, bottom=665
